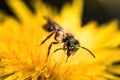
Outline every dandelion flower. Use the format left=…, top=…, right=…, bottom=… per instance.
left=0, top=0, right=120, bottom=80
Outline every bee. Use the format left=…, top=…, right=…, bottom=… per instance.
left=41, top=16, right=95, bottom=61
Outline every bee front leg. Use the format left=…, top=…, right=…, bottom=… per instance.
left=54, top=48, right=63, bottom=53
left=54, top=43, right=66, bottom=53
left=66, top=49, right=70, bottom=62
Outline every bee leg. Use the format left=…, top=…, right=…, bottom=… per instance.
left=66, top=49, right=70, bottom=62
left=54, top=48, right=63, bottom=53
left=41, top=31, right=55, bottom=45
left=54, top=43, right=67, bottom=53
left=48, top=42, right=58, bottom=56
left=63, top=43, right=66, bottom=50
left=54, top=31, right=59, bottom=41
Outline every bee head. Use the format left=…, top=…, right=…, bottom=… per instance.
left=67, top=38, right=80, bottom=53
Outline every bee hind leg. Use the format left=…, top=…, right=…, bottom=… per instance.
left=41, top=31, right=55, bottom=45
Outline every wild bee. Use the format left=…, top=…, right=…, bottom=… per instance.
left=41, top=16, right=95, bottom=61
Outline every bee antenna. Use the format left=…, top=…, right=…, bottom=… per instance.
left=79, top=46, right=96, bottom=58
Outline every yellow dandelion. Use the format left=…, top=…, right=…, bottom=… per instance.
left=0, top=0, right=120, bottom=80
